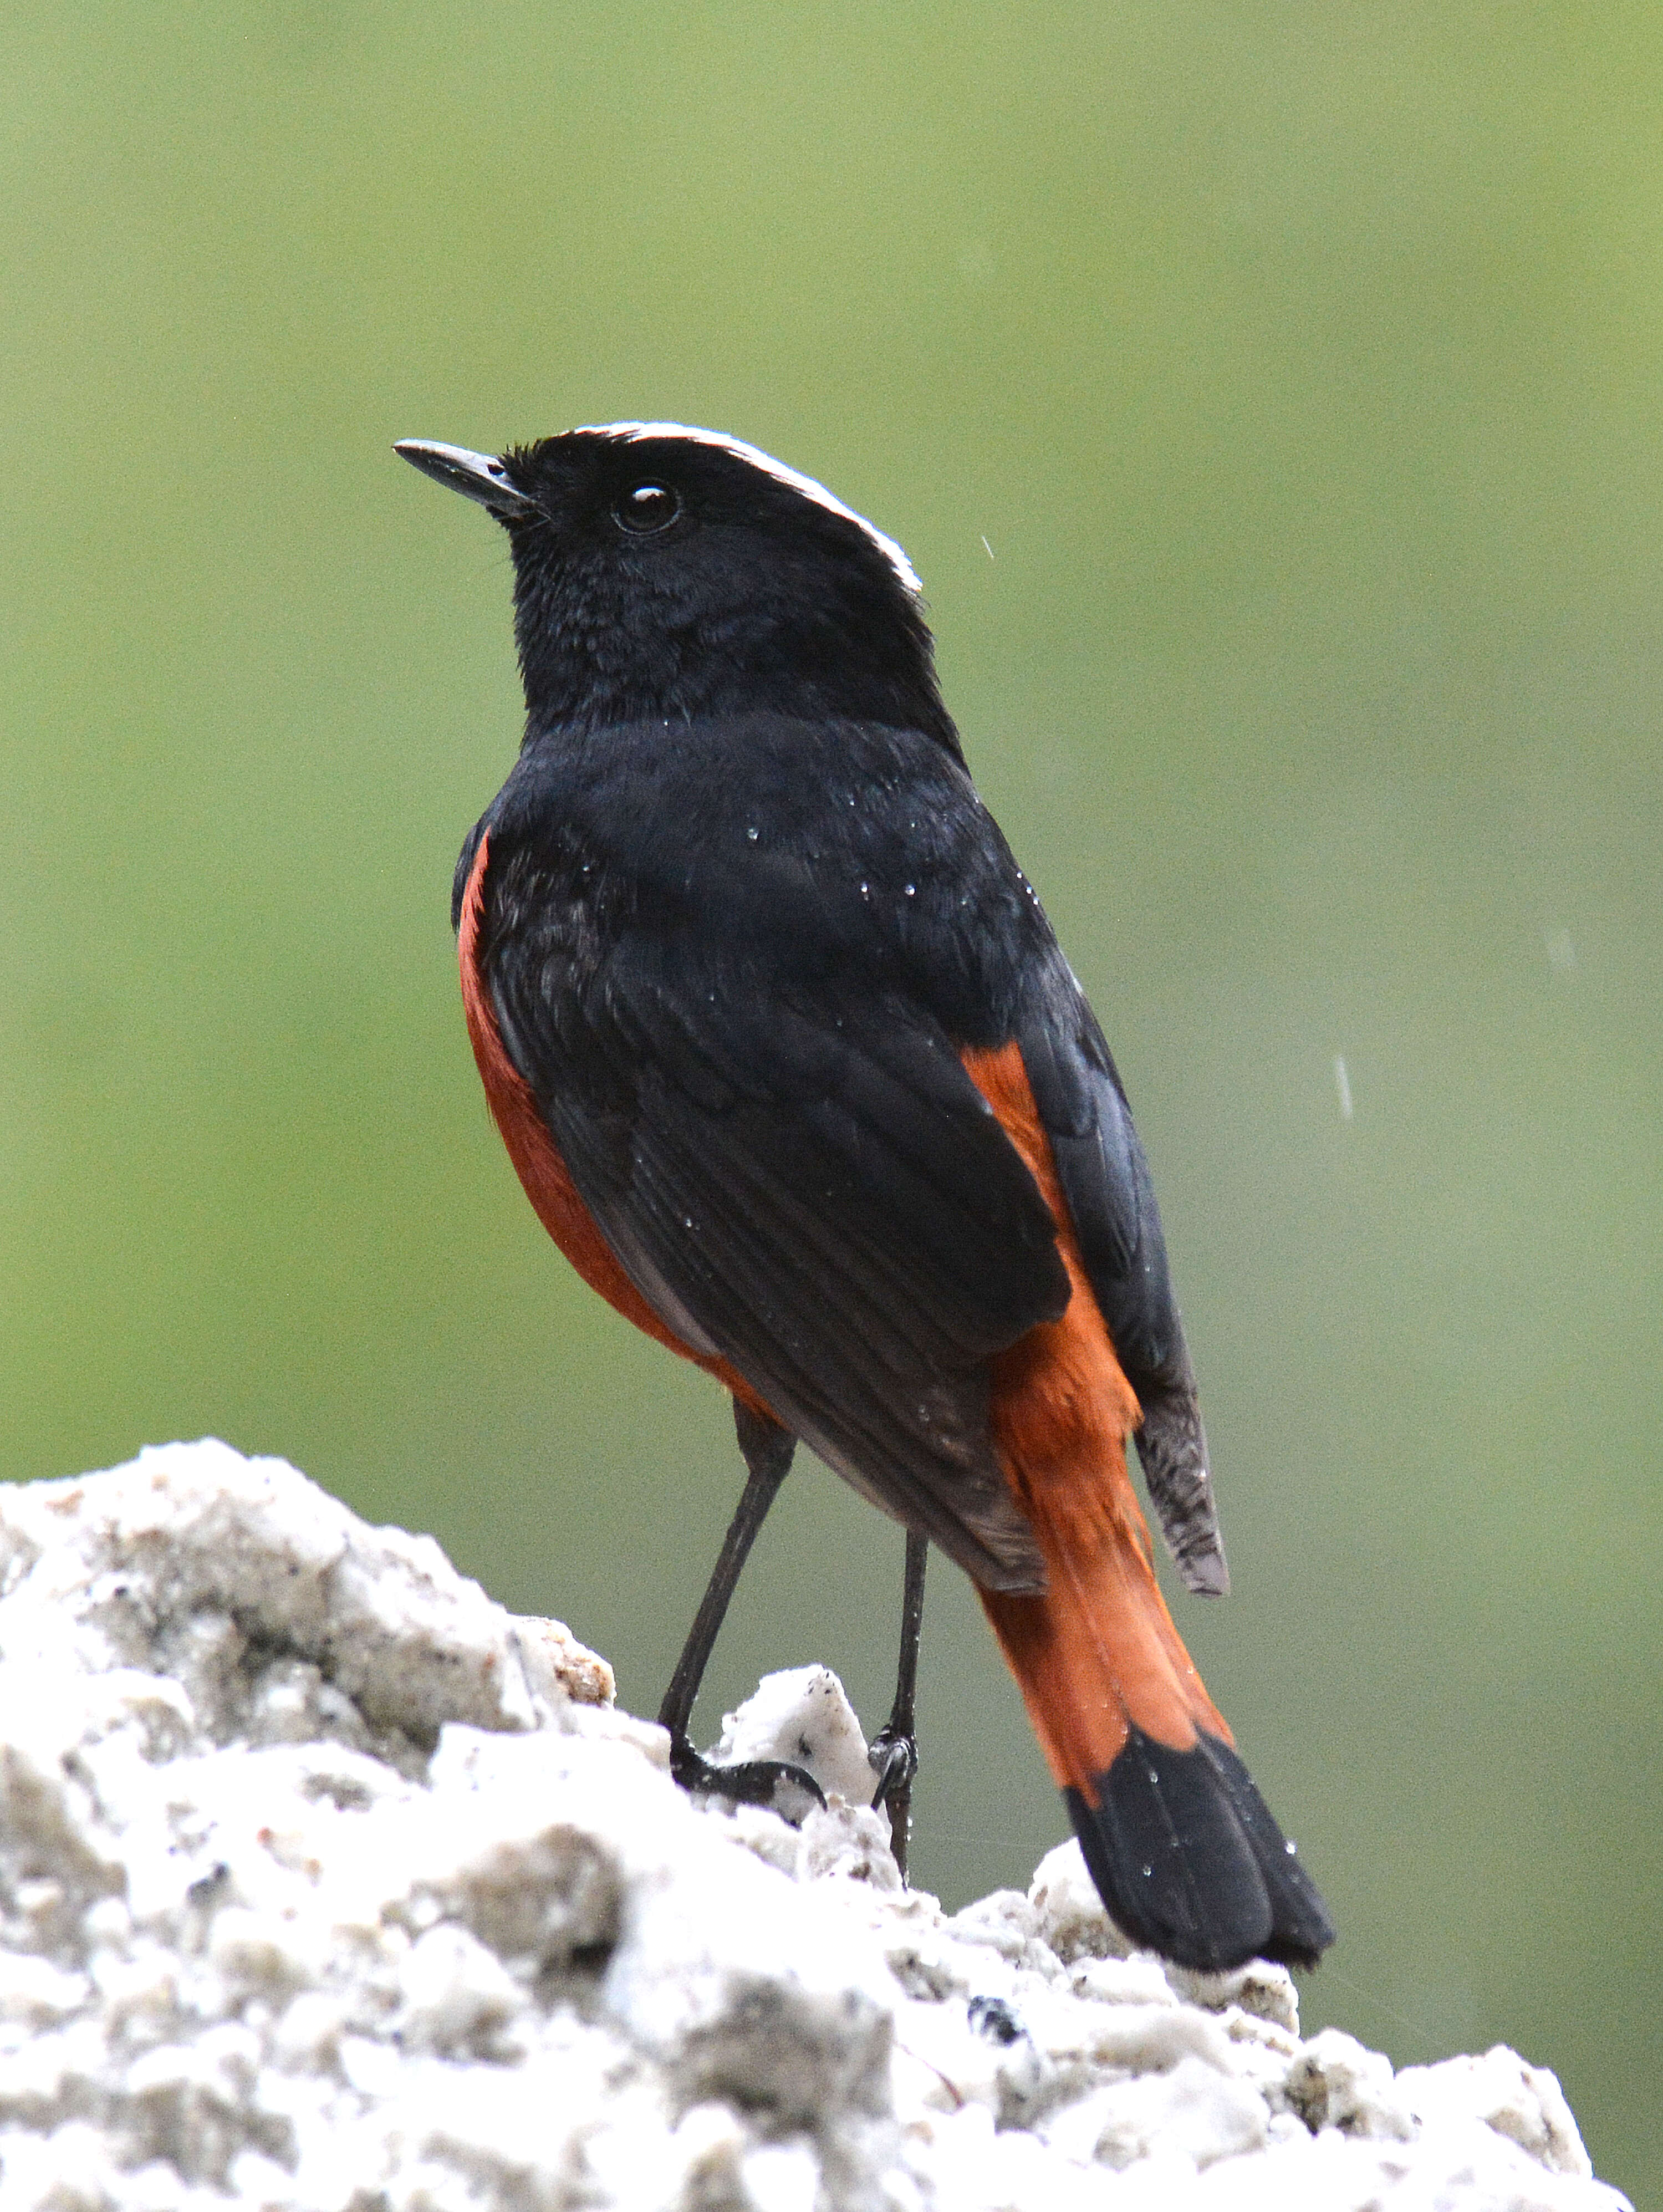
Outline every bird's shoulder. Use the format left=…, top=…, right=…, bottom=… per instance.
left=461, top=712, right=1050, bottom=1039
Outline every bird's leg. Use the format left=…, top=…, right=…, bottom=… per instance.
left=659, top=1400, right=825, bottom=1814
left=868, top=1530, right=928, bottom=1875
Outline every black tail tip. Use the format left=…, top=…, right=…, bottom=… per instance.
left=1064, top=1725, right=1335, bottom=1973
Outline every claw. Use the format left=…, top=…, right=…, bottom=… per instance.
left=667, top=1731, right=827, bottom=1816
left=868, top=1727, right=918, bottom=1809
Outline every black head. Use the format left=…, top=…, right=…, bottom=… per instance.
left=396, top=424, right=958, bottom=753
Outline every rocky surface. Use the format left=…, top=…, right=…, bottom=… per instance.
left=0, top=1441, right=1630, bottom=2211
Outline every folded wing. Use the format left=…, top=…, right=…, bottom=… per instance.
left=485, top=894, right=1073, bottom=1591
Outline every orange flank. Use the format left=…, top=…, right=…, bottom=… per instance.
left=961, top=1042, right=1231, bottom=1804
left=457, top=834, right=775, bottom=1423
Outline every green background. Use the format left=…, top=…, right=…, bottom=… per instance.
left=3, top=4, right=1657, bottom=2196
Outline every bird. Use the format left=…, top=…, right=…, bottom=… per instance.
left=396, top=421, right=1335, bottom=1973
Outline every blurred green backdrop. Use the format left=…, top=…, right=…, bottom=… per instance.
left=3, top=2, right=1658, bottom=2195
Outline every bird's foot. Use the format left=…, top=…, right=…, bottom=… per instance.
left=867, top=1724, right=918, bottom=1810
left=666, top=1731, right=827, bottom=1818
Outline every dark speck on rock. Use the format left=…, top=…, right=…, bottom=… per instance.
left=968, top=1994, right=1025, bottom=2045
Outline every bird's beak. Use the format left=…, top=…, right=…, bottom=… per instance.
left=394, top=440, right=538, bottom=517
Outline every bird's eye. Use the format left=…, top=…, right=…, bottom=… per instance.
left=614, top=482, right=681, bottom=535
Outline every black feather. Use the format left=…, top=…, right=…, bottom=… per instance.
left=1066, top=1727, right=1335, bottom=1971
left=471, top=712, right=1079, bottom=1588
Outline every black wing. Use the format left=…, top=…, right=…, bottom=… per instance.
left=1017, top=967, right=1229, bottom=1595
left=481, top=844, right=1071, bottom=1593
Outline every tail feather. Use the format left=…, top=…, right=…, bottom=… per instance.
left=983, top=1561, right=1334, bottom=1970
left=963, top=1038, right=1334, bottom=1974
left=1066, top=1726, right=1335, bottom=1970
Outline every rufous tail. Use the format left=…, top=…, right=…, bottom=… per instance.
left=963, top=1043, right=1334, bottom=1971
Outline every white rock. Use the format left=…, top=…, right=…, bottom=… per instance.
left=1028, top=1838, right=1131, bottom=1964
left=707, top=1661, right=879, bottom=1806
left=0, top=1441, right=1632, bottom=2212
left=1281, top=2025, right=1419, bottom=2140
left=1165, top=1954, right=1302, bottom=2037
left=797, top=1800, right=907, bottom=1893
left=1397, top=2046, right=1595, bottom=2178
left=1075, top=2051, right=1271, bottom=2171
